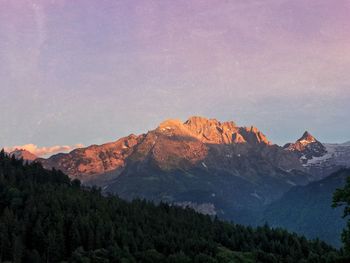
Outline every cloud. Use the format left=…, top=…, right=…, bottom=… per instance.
left=4, top=143, right=84, bottom=157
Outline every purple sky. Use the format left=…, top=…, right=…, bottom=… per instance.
left=1, top=0, right=350, bottom=151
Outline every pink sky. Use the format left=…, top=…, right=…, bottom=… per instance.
left=0, top=0, right=349, bottom=148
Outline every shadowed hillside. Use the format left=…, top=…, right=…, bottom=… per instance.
left=0, top=150, right=343, bottom=262
left=262, top=169, right=349, bottom=248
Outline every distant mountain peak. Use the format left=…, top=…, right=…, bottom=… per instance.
left=298, top=131, right=317, bottom=144
left=284, top=131, right=327, bottom=163
left=9, top=149, right=38, bottom=162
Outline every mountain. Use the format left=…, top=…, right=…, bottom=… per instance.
left=304, top=142, right=350, bottom=178
left=38, top=134, right=140, bottom=182
left=284, top=132, right=350, bottom=179
left=40, top=116, right=312, bottom=223
left=284, top=131, right=327, bottom=163
left=9, top=148, right=38, bottom=162
left=0, top=151, right=341, bottom=262
left=261, top=169, right=349, bottom=248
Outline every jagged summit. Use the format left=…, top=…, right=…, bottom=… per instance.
left=239, top=126, right=271, bottom=145
left=298, top=131, right=317, bottom=144
left=284, top=131, right=327, bottom=163
left=285, top=131, right=320, bottom=150
left=184, top=116, right=238, bottom=144
left=184, top=116, right=237, bottom=128
left=40, top=116, right=278, bottom=181
left=158, top=119, right=183, bottom=128
left=156, top=116, right=270, bottom=145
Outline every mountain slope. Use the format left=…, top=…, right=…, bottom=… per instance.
left=39, top=116, right=313, bottom=223
left=0, top=151, right=340, bottom=262
left=305, top=143, right=350, bottom=178
left=39, top=134, right=140, bottom=182
left=284, top=132, right=350, bottom=179
left=41, top=117, right=303, bottom=181
left=261, top=169, right=349, bottom=248
left=9, top=149, right=38, bottom=162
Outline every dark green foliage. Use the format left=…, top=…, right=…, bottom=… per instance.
left=333, top=169, right=350, bottom=257
left=262, top=169, right=349, bottom=248
left=0, top=151, right=341, bottom=262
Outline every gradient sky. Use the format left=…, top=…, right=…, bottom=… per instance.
left=1, top=0, right=350, bottom=152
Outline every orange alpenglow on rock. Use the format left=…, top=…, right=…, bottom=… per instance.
left=38, top=116, right=276, bottom=181
left=285, top=131, right=320, bottom=152
left=184, top=116, right=238, bottom=144
left=9, top=149, right=38, bottom=162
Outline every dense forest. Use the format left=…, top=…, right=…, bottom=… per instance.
left=0, top=150, right=345, bottom=263
left=333, top=172, right=350, bottom=257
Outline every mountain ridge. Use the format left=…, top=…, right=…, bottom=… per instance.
left=4, top=116, right=350, bottom=248
left=35, top=116, right=311, bottom=223
left=39, top=116, right=301, bottom=182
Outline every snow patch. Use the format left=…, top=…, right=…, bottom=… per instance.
left=304, top=143, right=350, bottom=168
left=287, top=180, right=296, bottom=186
left=250, top=192, right=262, bottom=200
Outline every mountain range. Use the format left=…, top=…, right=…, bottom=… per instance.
left=7, top=116, right=350, bottom=246
left=0, top=152, right=340, bottom=262
left=36, top=117, right=310, bottom=222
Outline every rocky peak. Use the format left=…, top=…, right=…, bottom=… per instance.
left=184, top=116, right=238, bottom=144
left=285, top=131, right=321, bottom=151
left=39, top=116, right=276, bottom=180
left=239, top=126, right=271, bottom=145
left=156, top=119, right=193, bottom=137
left=9, top=149, right=38, bottom=162
left=298, top=131, right=316, bottom=145
left=158, top=119, right=184, bottom=129
left=156, top=116, right=270, bottom=146
left=284, top=131, right=327, bottom=163
left=184, top=116, right=236, bottom=129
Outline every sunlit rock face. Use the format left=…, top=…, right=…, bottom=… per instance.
left=39, top=134, right=141, bottom=182
left=37, top=116, right=313, bottom=224
left=183, top=116, right=239, bottom=144
left=40, top=116, right=297, bottom=181
left=9, top=149, right=38, bottom=162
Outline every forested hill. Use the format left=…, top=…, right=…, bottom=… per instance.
left=0, top=150, right=343, bottom=262
left=262, top=169, right=349, bottom=248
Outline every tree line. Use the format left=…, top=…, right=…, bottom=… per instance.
left=0, top=150, right=346, bottom=262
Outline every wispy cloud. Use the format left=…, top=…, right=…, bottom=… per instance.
left=4, top=144, right=84, bottom=157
